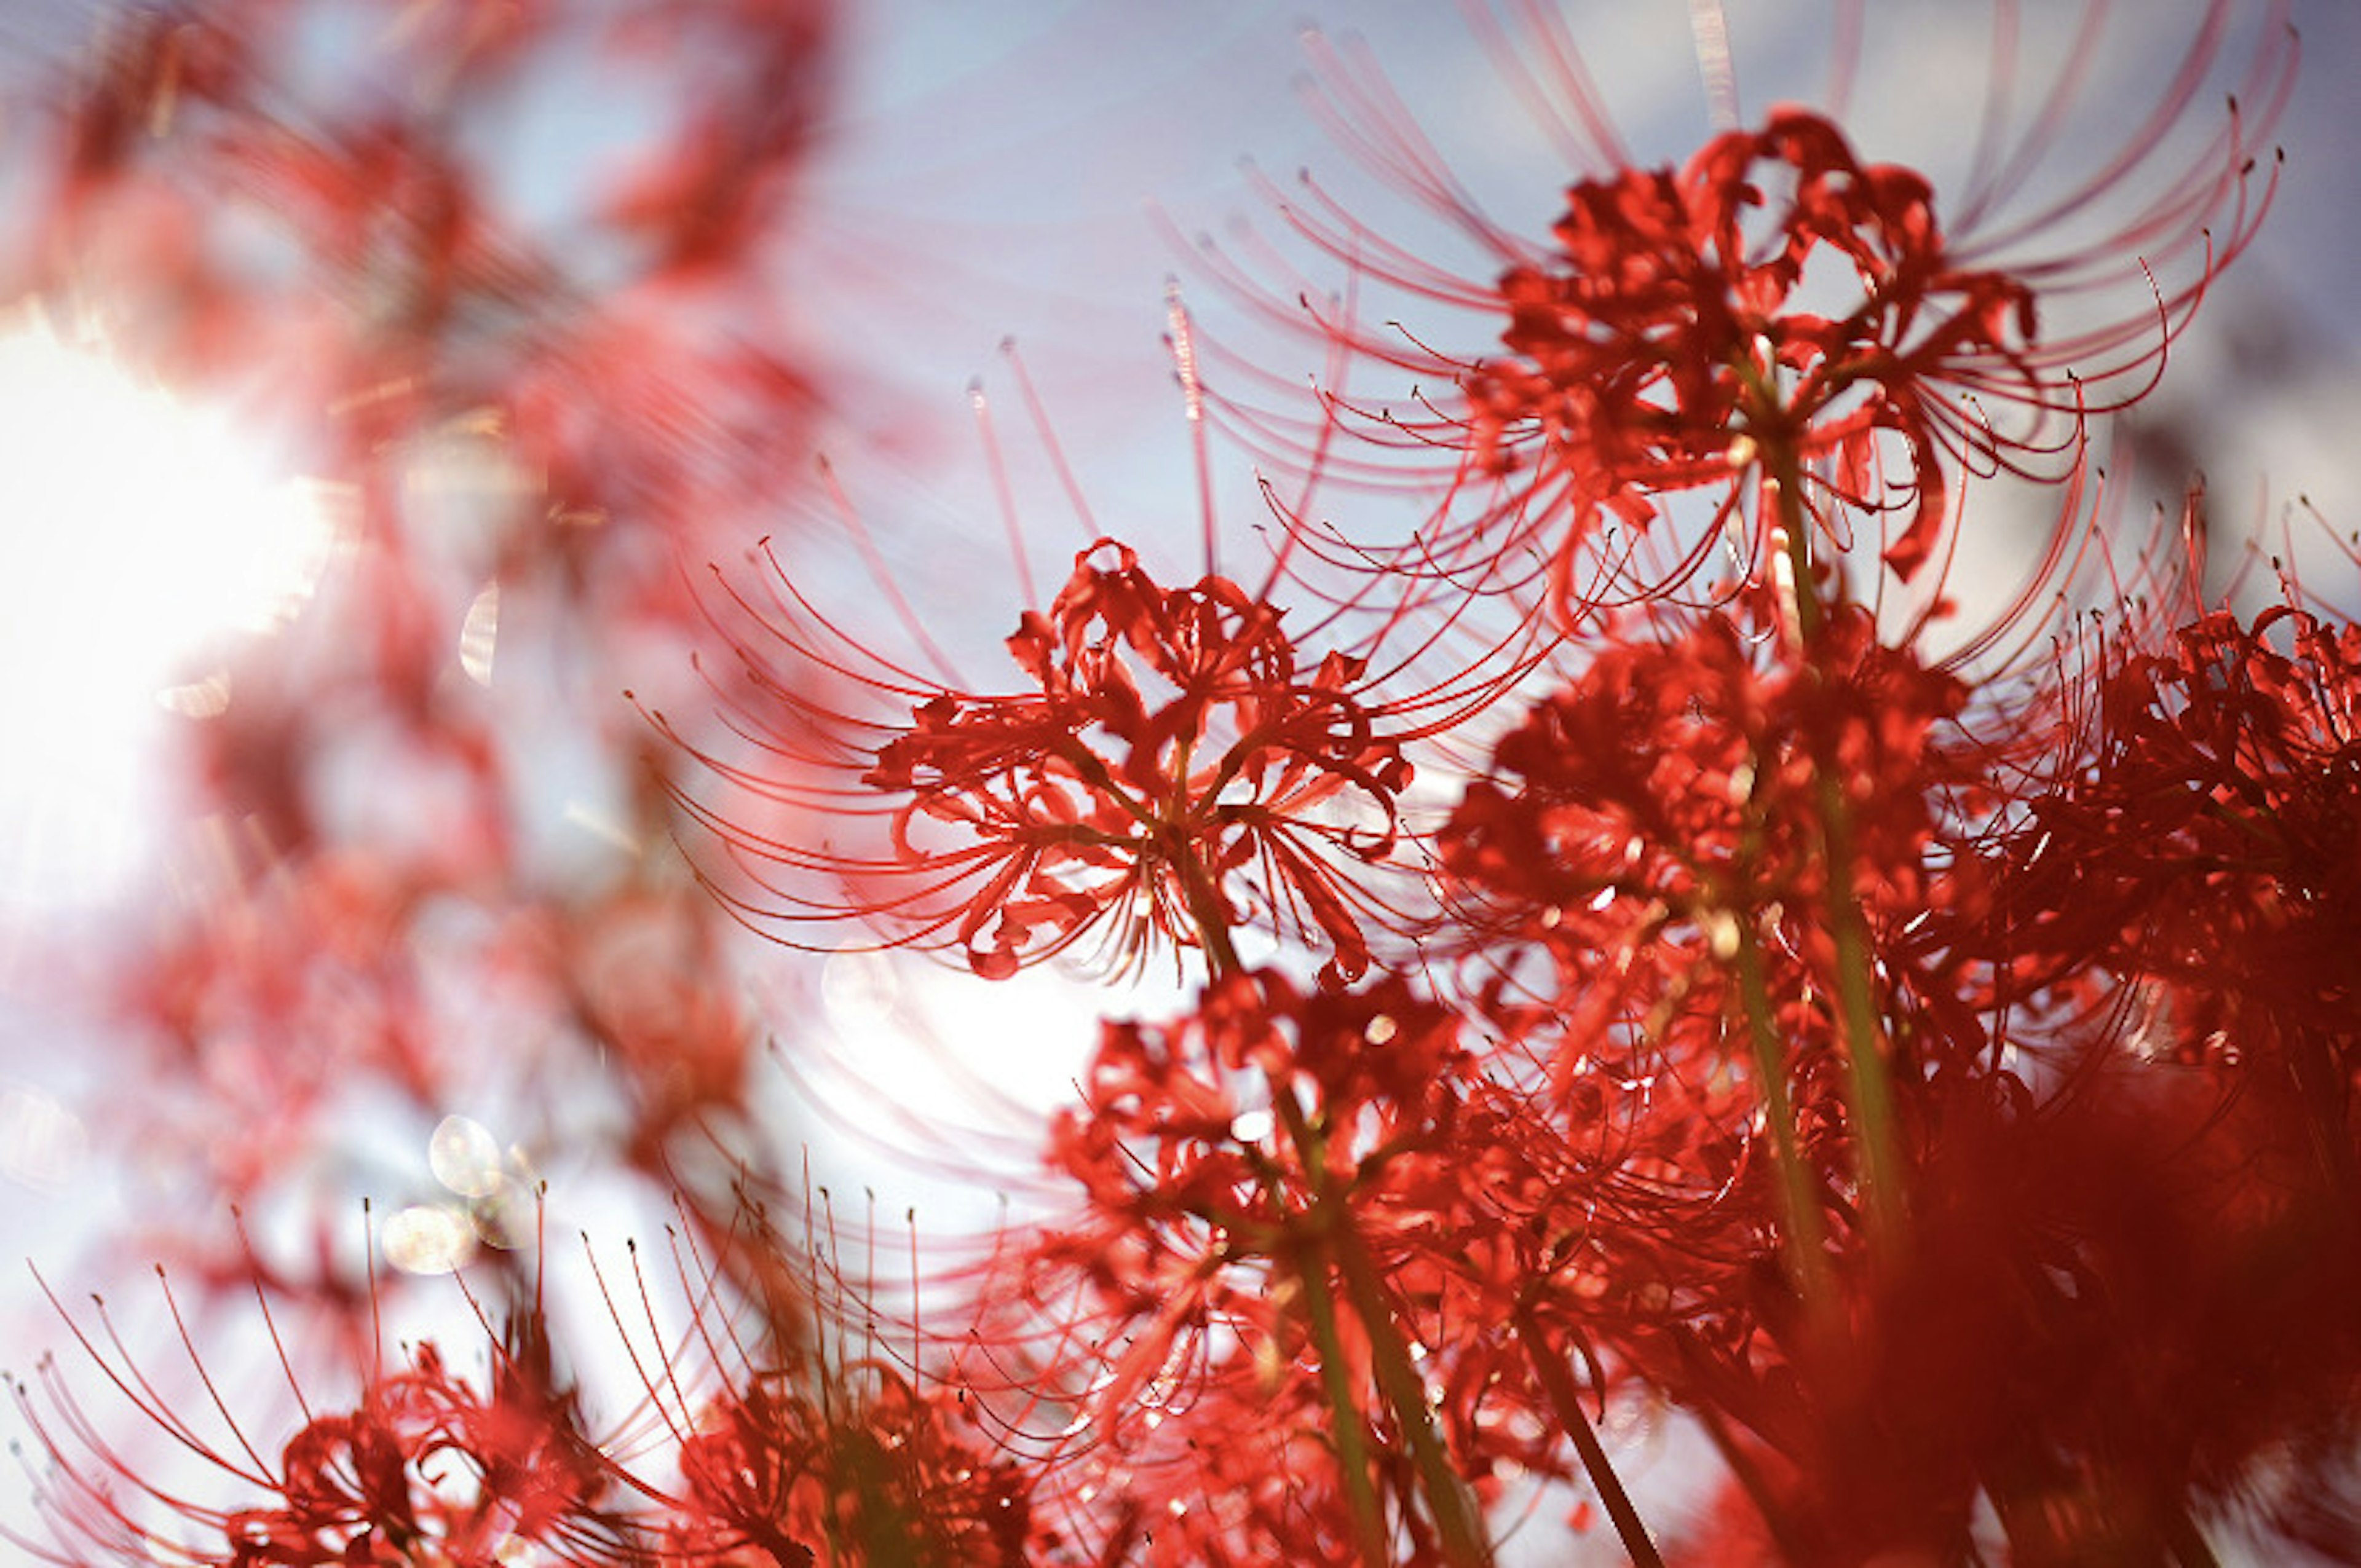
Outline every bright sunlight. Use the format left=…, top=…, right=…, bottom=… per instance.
left=0, top=312, right=330, bottom=911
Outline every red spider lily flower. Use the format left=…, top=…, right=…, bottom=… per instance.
left=865, top=540, right=1414, bottom=983
left=1656, top=1034, right=2361, bottom=1563
left=1462, top=109, right=2047, bottom=597
left=1427, top=583, right=2361, bottom=1559
left=574, top=1194, right=1054, bottom=1568
left=12, top=0, right=830, bottom=615
left=11, top=0, right=836, bottom=1292
left=1190, top=1, right=2290, bottom=624
left=1422, top=604, right=2035, bottom=1550
left=989, top=972, right=1590, bottom=1564
left=13, top=1277, right=642, bottom=1568
left=1041, top=969, right=1470, bottom=1298
left=663, top=1369, right=1034, bottom=1568
left=671, top=537, right=1454, bottom=988
left=229, top=1339, right=620, bottom=1566
left=1440, top=601, right=1987, bottom=1106
left=1994, top=602, right=2361, bottom=1164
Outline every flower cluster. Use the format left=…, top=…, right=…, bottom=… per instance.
left=8, top=2, right=2348, bottom=1567
left=662, top=1369, right=1034, bottom=1567
left=14, top=1254, right=1034, bottom=1568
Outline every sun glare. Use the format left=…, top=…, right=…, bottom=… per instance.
left=0, top=317, right=331, bottom=912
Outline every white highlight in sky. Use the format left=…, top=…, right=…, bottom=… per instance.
left=0, top=317, right=331, bottom=909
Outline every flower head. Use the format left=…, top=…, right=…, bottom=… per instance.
left=865, top=540, right=1417, bottom=982
left=1465, top=109, right=2044, bottom=594
left=665, top=1369, right=1033, bottom=1567
left=676, top=537, right=1442, bottom=987
left=1995, top=601, right=2361, bottom=1140
left=1441, top=602, right=1985, bottom=1092
left=1198, top=1, right=2290, bottom=624
left=1000, top=969, right=1525, bottom=1562
left=15, top=1279, right=638, bottom=1567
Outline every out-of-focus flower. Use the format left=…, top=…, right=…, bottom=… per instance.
left=15, top=1285, right=638, bottom=1567
left=1998, top=603, right=2361, bottom=1106
left=663, top=1369, right=1034, bottom=1568
left=0, top=0, right=833, bottom=1296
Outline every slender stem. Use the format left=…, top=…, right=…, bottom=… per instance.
left=1330, top=1224, right=1495, bottom=1568
left=1513, top=1311, right=1664, bottom=1568
left=1268, top=1083, right=1492, bottom=1568
left=1775, top=478, right=1825, bottom=646
left=1728, top=913, right=1835, bottom=1314
left=1813, top=766, right=1907, bottom=1248
left=1762, top=434, right=1908, bottom=1253
left=1296, top=1235, right=1397, bottom=1568
left=1174, top=843, right=1244, bottom=979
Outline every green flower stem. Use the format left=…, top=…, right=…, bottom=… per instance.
left=1813, top=765, right=1908, bottom=1249
left=1764, top=433, right=1910, bottom=1253
left=1295, top=1235, right=1398, bottom=1568
left=1329, top=1220, right=1496, bottom=1568
left=1728, top=913, right=1835, bottom=1313
left=1180, top=854, right=1392, bottom=1562
left=1267, top=1078, right=1491, bottom=1568
left=1174, top=837, right=1246, bottom=980
left=1513, top=1310, right=1664, bottom=1568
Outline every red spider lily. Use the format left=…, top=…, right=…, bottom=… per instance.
left=1659, top=1032, right=2361, bottom=1564
left=979, top=971, right=1649, bottom=1567
left=15, top=0, right=2356, bottom=1561
left=869, top=540, right=1414, bottom=984
left=1947, top=598, right=2361, bottom=1529
left=1462, top=109, right=2046, bottom=597
left=1439, top=601, right=1990, bottom=1121
left=1425, top=602, right=2041, bottom=1555
left=1, top=0, right=835, bottom=1287
left=1038, top=970, right=1472, bottom=1325
left=661, top=1369, right=1033, bottom=1567
left=1188, top=0, right=2290, bottom=624
left=671, top=535, right=1471, bottom=988
left=570, top=1188, right=1055, bottom=1568
left=18, top=1208, right=1048, bottom=1567
left=228, top=1339, right=620, bottom=1566
left=1997, top=604, right=2361, bottom=1107
left=12, top=1272, right=641, bottom=1567
left=1415, top=578, right=2361, bottom=1559
left=13, top=0, right=831, bottom=629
